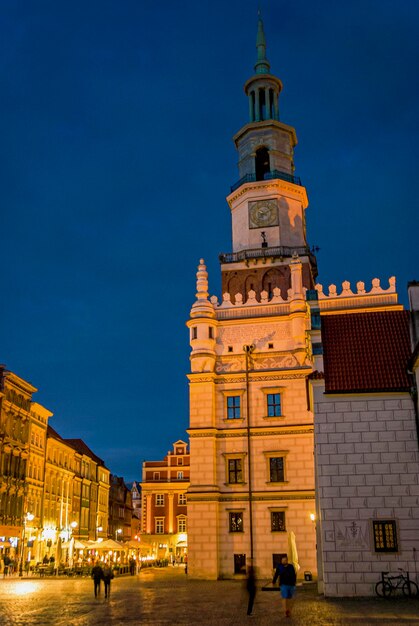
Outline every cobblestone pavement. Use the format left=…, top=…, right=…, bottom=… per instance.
left=0, top=566, right=418, bottom=625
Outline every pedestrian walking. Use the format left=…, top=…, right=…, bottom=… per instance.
left=91, top=561, right=104, bottom=598
left=3, top=555, right=10, bottom=578
left=272, top=555, right=296, bottom=618
left=102, top=564, right=114, bottom=599
left=246, top=564, right=257, bottom=616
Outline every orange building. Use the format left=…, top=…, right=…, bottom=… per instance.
left=140, top=440, right=189, bottom=562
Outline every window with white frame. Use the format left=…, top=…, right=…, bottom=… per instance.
left=177, top=471, right=183, bottom=479
left=178, top=493, right=187, bottom=505
left=177, top=516, right=187, bottom=533
left=155, top=494, right=164, bottom=506
left=155, top=518, right=164, bottom=534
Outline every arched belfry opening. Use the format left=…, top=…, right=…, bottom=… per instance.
left=255, top=146, right=270, bottom=181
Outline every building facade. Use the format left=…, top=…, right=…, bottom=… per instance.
left=0, top=363, right=111, bottom=567
left=0, top=369, right=37, bottom=562
left=310, top=286, right=419, bottom=596
left=140, top=440, right=189, bottom=561
left=186, top=18, right=317, bottom=580
left=108, top=475, right=133, bottom=543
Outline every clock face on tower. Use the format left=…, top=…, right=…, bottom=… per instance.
left=248, top=199, right=279, bottom=229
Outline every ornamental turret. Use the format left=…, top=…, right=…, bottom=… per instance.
left=187, top=259, right=216, bottom=373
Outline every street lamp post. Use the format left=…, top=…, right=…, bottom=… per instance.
left=19, top=512, right=34, bottom=576
left=115, top=528, right=122, bottom=542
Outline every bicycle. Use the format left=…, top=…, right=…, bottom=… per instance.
left=375, top=569, right=419, bottom=597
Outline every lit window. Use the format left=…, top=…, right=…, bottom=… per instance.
left=177, top=471, right=183, bottom=480
left=228, top=459, right=243, bottom=484
left=271, top=511, right=286, bottom=532
left=269, top=457, right=285, bottom=482
left=229, top=512, right=243, bottom=533
left=155, top=518, right=164, bottom=534
left=156, top=494, right=164, bottom=507
left=373, top=520, right=398, bottom=553
left=178, top=494, right=187, bottom=505
left=227, top=396, right=241, bottom=419
left=267, top=393, right=281, bottom=417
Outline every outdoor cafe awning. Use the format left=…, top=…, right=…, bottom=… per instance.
left=88, top=539, right=126, bottom=551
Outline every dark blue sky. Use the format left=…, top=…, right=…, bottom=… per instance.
left=1, top=1, right=418, bottom=480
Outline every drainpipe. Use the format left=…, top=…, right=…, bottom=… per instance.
left=243, top=344, right=255, bottom=564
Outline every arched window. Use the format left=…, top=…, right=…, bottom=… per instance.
left=255, top=147, right=270, bottom=181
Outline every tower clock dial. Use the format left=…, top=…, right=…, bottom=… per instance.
left=249, top=199, right=279, bottom=229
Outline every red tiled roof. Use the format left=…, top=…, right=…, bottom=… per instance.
left=321, top=311, right=412, bottom=393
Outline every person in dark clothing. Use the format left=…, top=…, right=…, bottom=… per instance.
left=91, top=562, right=104, bottom=598
left=272, top=556, right=297, bottom=618
left=102, top=564, right=114, bottom=599
left=3, top=555, right=11, bottom=577
left=246, top=564, right=257, bottom=616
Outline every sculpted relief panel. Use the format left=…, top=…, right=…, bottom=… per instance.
left=216, top=322, right=291, bottom=352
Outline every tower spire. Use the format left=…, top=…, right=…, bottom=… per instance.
left=255, top=11, right=270, bottom=74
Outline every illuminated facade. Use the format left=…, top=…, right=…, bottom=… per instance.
left=186, top=18, right=317, bottom=580
left=27, top=402, right=53, bottom=562
left=0, top=369, right=37, bottom=560
left=140, top=440, right=189, bottom=561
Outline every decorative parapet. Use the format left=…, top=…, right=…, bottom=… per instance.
left=211, top=287, right=292, bottom=320
left=315, top=277, right=400, bottom=313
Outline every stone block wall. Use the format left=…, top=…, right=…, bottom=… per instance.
left=314, top=389, right=419, bottom=597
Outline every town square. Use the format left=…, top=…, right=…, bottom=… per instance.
left=0, top=0, right=418, bottom=624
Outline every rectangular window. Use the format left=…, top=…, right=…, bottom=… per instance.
left=271, top=511, right=286, bottom=532
left=191, top=327, right=197, bottom=340
left=155, top=518, right=164, bottom=534
left=155, top=494, right=164, bottom=506
left=178, top=517, right=187, bottom=533
left=153, top=472, right=160, bottom=480
left=177, top=471, right=183, bottom=480
left=267, top=393, right=281, bottom=417
left=178, top=493, right=187, bottom=505
left=373, top=520, right=398, bottom=553
left=177, top=458, right=183, bottom=465
left=234, top=554, right=246, bottom=575
left=229, top=512, right=243, bottom=533
left=269, top=457, right=285, bottom=482
left=227, top=396, right=241, bottom=419
left=208, top=327, right=214, bottom=339
left=228, top=459, right=243, bottom=484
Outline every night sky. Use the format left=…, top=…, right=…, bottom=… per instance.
left=1, top=1, right=418, bottom=481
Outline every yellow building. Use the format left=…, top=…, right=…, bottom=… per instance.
left=0, top=368, right=36, bottom=563
left=26, top=402, right=53, bottom=562
left=42, top=430, right=110, bottom=561
left=42, top=427, right=80, bottom=560
left=186, top=18, right=317, bottom=580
